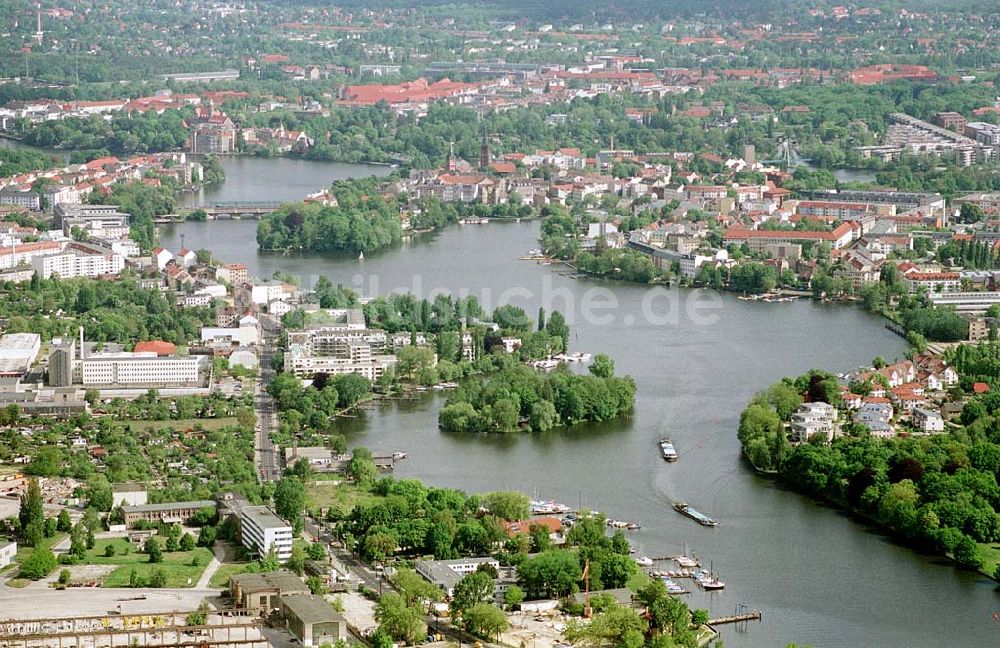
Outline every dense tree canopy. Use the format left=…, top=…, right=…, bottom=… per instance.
left=439, top=364, right=635, bottom=434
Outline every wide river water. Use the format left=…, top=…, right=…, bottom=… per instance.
left=159, top=157, right=998, bottom=648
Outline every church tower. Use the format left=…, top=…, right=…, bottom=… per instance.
left=479, top=131, right=491, bottom=170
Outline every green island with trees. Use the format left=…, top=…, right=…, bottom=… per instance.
left=738, top=344, right=1000, bottom=576
left=256, top=176, right=536, bottom=254
left=439, top=356, right=636, bottom=434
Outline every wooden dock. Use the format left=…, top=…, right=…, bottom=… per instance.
left=707, top=611, right=762, bottom=626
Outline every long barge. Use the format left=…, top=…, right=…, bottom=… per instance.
left=673, top=502, right=718, bottom=527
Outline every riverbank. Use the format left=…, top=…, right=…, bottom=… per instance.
left=745, top=456, right=985, bottom=577
left=738, top=363, right=998, bottom=580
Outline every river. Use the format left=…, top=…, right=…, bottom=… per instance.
left=158, top=160, right=998, bottom=648
left=800, top=162, right=877, bottom=184
left=176, top=155, right=393, bottom=207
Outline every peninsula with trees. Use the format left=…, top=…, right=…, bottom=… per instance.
left=738, top=344, right=1000, bottom=576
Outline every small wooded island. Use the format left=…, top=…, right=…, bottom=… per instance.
left=439, top=356, right=636, bottom=434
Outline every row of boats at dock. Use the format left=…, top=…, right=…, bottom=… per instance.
left=736, top=292, right=800, bottom=303
left=633, top=555, right=726, bottom=592
left=528, top=352, right=593, bottom=371
left=527, top=497, right=727, bottom=592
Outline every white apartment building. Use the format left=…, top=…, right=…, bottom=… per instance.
left=284, top=348, right=397, bottom=381
left=250, top=281, right=288, bottom=305
left=81, top=354, right=209, bottom=387
left=284, top=312, right=399, bottom=380
left=241, top=506, right=293, bottom=562
left=0, top=188, right=41, bottom=211
left=31, top=250, right=125, bottom=279
left=790, top=402, right=837, bottom=442
left=62, top=215, right=131, bottom=240
left=911, top=407, right=945, bottom=433
left=288, top=328, right=389, bottom=356
left=0, top=241, right=62, bottom=270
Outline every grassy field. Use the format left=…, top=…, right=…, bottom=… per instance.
left=15, top=533, right=67, bottom=564
left=128, top=417, right=238, bottom=433
left=978, top=542, right=1000, bottom=580
left=209, top=562, right=251, bottom=589
left=626, top=570, right=652, bottom=592
left=305, top=481, right=383, bottom=516
left=86, top=538, right=213, bottom=588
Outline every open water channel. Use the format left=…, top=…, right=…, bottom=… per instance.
left=152, top=155, right=1000, bottom=647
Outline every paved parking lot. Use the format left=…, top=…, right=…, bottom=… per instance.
left=0, top=587, right=223, bottom=619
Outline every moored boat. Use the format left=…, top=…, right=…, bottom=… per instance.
left=674, top=555, right=699, bottom=569
left=695, top=569, right=725, bottom=590
left=661, top=577, right=688, bottom=594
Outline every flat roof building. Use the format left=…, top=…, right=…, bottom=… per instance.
left=230, top=570, right=308, bottom=614
left=0, top=333, right=41, bottom=378
left=280, top=594, right=349, bottom=647
left=112, top=482, right=149, bottom=508
left=241, top=506, right=293, bottom=562
left=121, top=500, right=216, bottom=527
left=81, top=354, right=211, bottom=388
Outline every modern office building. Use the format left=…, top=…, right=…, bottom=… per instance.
left=80, top=353, right=210, bottom=388
left=241, top=506, right=294, bottom=562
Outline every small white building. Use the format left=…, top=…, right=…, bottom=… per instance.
left=176, top=248, right=197, bottom=268
left=0, top=540, right=16, bottom=568
left=200, top=317, right=260, bottom=347
left=268, top=299, right=294, bottom=318
left=229, top=347, right=259, bottom=370
left=152, top=247, right=174, bottom=270
left=911, top=407, right=945, bottom=433
left=112, top=482, right=149, bottom=508
left=251, top=281, right=287, bottom=305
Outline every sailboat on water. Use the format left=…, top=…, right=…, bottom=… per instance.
left=358, top=250, right=365, bottom=261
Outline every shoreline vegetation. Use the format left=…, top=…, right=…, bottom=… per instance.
left=255, top=176, right=535, bottom=254
left=438, top=355, right=635, bottom=434
left=738, top=358, right=1000, bottom=579
left=274, top=294, right=636, bottom=439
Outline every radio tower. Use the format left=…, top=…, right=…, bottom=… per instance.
left=33, top=4, right=44, bottom=45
